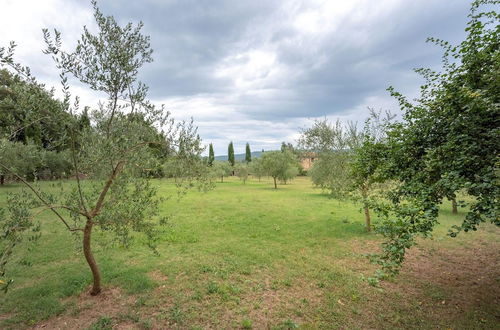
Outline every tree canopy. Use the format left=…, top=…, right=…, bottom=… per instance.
left=370, top=0, right=499, bottom=275
left=260, top=150, right=299, bottom=189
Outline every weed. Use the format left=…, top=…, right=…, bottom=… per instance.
left=241, top=318, right=253, bottom=329
left=88, top=316, right=113, bottom=330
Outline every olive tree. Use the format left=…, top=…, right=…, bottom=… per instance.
left=235, top=163, right=249, bottom=184
left=260, top=150, right=299, bottom=189
left=210, top=161, right=232, bottom=183
left=0, top=1, right=205, bottom=295
left=300, top=113, right=392, bottom=232
left=299, top=119, right=359, bottom=195
left=250, top=157, right=266, bottom=182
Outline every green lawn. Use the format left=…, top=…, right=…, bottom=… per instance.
left=0, top=176, right=498, bottom=329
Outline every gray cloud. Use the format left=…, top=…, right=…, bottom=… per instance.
left=1, top=0, right=473, bottom=155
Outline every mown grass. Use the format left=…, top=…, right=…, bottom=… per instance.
left=0, top=176, right=498, bottom=329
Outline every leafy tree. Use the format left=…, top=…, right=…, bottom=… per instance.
left=372, top=0, right=499, bottom=275
left=0, top=140, right=44, bottom=183
left=350, top=109, right=395, bottom=232
left=210, top=161, right=232, bottom=183
left=0, top=69, right=72, bottom=150
left=228, top=141, right=235, bottom=167
left=299, top=119, right=360, bottom=198
left=0, top=1, right=205, bottom=295
left=245, top=143, right=251, bottom=163
left=41, top=150, right=72, bottom=179
left=208, top=143, right=215, bottom=166
left=250, top=158, right=266, bottom=182
left=260, top=150, right=299, bottom=188
left=300, top=113, right=393, bottom=232
left=235, top=163, right=249, bottom=184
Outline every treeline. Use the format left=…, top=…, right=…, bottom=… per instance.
left=0, top=69, right=87, bottom=182
left=0, top=68, right=193, bottom=183
left=204, top=141, right=303, bottom=188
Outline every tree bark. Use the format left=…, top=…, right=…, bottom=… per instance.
left=361, top=185, right=371, bottom=232
left=0, top=174, right=4, bottom=185
left=83, top=220, right=101, bottom=295
left=451, top=198, right=458, bottom=214
left=364, top=204, right=371, bottom=232
left=273, top=177, right=277, bottom=189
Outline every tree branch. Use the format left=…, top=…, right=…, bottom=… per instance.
left=91, top=160, right=125, bottom=217
left=0, top=162, right=79, bottom=232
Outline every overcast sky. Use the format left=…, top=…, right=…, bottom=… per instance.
left=0, top=0, right=472, bottom=155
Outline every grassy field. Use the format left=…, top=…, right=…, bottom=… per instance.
left=0, top=176, right=498, bottom=329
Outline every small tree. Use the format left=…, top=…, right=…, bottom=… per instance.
left=299, top=119, right=360, bottom=198
left=350, top=109, right=394, bottom=232
left=300, top=115, right=391, bottom=232
left=210, top=161, right=232, bottom=183
left=235, top=163, right=249, bottom=184
left=208, top=143, right=215, bottom=166
left=261, top=150, right=299, bottom=189
left=250, top=158, right=266, bottom=182
left=228, top=141, right=235, bottom=167
left=0, top=1, right=205, bottom=295
left=245, top=143, right=252, bottom=163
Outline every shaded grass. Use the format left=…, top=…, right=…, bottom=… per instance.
left=0, top=176, right=498, bottom=329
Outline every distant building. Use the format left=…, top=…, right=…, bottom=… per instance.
left=300, top=152, right=317, bottom=171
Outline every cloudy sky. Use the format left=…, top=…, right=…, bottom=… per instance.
left=0, top=0, right=472, bottom=155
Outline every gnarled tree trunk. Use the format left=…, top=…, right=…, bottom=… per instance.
left=83, top=219, right=101, bottom=295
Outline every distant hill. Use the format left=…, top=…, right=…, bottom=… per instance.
left=215, top=151, right=263, bottom=162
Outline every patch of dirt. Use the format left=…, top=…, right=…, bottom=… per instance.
left=349, top=233, right=500, bottom=329
left=234, top=276, right=324, bottom=328
left=32, top=287, right=136, bottom=330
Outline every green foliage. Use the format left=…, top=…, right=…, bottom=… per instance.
left=245, top=142, right=252, bottom=163
left=208, top=143, right=215, bottom=166
left=228, top=141, right=235, bottom=166
left=235, top=163, right=249, bottom=184
left=300, top=110, right=396, bottom=231
left=249, top=157, right=266, bottom=181
left=0, top=140, right=44, bottom=182
left=241, top=318, right=253, bottom=329
left=299, top=119, right=360, bottom=198
left=372, top=0, right=500, bottom=275
left=260, top=150, right=299, bottom=188
left=210, top=161, right=232, bottom=183
left=0, top=69, right=71, bottom=149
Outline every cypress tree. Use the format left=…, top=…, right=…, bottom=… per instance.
left=228, top=141, right=235, bottom=166
left=245, top=143, right=252, bottom=163
left=208, top=143, right=215, bottom=166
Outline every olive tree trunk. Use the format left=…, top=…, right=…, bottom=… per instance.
left=451, top=198, right=458, bottom=214
left=83, top=219, right=101, bottom=295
